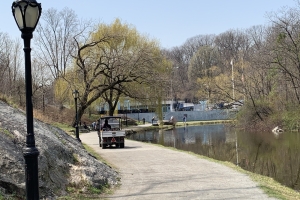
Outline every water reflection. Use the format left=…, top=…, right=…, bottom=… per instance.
left=129, top=124, right=226, bottom=146
left=127, top=124, right=300, bottom=191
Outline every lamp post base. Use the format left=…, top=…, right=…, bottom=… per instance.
left=23, top=146, right=39, bottom=200
left=75, top=126, right=81, bottom=142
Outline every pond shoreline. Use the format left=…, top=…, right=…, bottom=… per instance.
left=124, top=119, right=234, bottom=133
left=125, top=121, right=300, bottom=199
left=80, top=131, right=276, bottom=199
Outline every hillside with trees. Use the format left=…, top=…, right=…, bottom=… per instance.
left=1, top=3, right=300, bottom=130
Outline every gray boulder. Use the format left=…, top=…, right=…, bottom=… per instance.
left=0, top=101, right=119, bottom=199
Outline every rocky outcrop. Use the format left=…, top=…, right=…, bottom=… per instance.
left=0, top=101, right=119, bottom=199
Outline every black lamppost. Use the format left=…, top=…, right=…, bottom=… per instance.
left=125, top=99, right=130, bottom=126
left=11, top=1, right=42, bottom=199
left=73, top=90, right=81, bottom=142
left=125, top=110, right=128, bottom=126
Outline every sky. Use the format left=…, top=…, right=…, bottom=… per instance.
left=2, top=0, right=298, bottom=49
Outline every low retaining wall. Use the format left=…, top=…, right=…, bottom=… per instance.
left=124, top=109, right=238, bottom=123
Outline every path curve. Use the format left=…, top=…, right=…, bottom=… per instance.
left=80, top=131, right=276, bottom=200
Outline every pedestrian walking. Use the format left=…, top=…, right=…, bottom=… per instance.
left=83, top=122, right=90, bottom=131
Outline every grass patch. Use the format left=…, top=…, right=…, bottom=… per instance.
left=175, top=119, right=234, bottom=127
left=87, top=184, right=110, bottom=194
left=58, top=185, right=111, bottom=200
left=0, top=192, right=19, bottom=200
left=229, top=163, right=300, bottom=200
left=52, top=122, right=75, bottom=135
left=0, top=128, right=14, bottom=138
left=58, top=180, right=113, bottom=200
left=82, top=143, right=118, bottom=170
left=72, top=153, right=80, bottom=164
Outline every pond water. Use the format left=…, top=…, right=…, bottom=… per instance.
left=127, top=124, right=300, bottom=192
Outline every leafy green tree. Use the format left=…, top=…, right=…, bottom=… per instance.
left=55, top=19, right=166, bottom=121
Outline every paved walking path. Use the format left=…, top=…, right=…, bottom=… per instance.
left=80, top=130, right=276, bottom=200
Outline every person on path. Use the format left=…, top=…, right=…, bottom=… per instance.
left=83, top=122, right=90, bottom=131
left=101, top=119, right=111, bottom=130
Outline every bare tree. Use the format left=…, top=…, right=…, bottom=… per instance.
left=267, top=5, right=300, bottom=105
left=34, top=7, right=91, bottom=79
left=31, top=58, right=54, bottom=110
left=0, top=33, right=24, bottom=104
left=0, top=33, right=13, bottom=95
